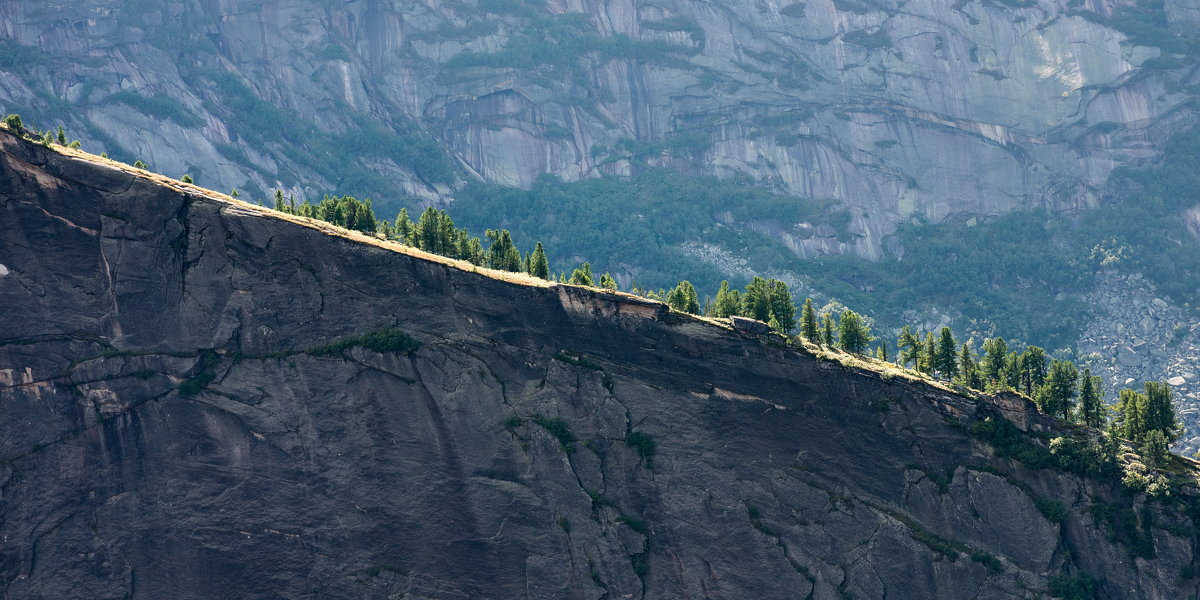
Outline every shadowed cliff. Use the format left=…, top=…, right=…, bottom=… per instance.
left=0, top=129, right=1197, bottom=599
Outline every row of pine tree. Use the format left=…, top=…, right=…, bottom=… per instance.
left=261, top=185, right=1184, bottom=459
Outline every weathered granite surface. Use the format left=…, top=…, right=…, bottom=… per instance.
left=1, top=130, right=1197, bottom=599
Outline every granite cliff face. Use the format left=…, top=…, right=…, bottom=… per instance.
left=2, top=131, right=1199, bottom=598
left=1, top=0, right=1196, bottom=259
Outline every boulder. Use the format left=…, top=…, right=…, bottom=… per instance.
left=730, top=315, right=771, bottom=334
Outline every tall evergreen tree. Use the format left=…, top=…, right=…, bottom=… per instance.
left=394, top=208, right=413, bottom=244
left=1144, top=381, right=1182, bottom=443
left=767, top=280, right=796, bottom=333
left=898, top=325, right=920, bottom=369
left=838, top=310, right=872, bottom=354
left=1037, top=359, right=1079, bottom=421
left=599, top=272, right=618, bottom=290
left=956, top=343, right=982, bottom=389
left=1114, top=388, right=1148, bottom=443
left=878, top=341, right=889, bottom=362
left=415, top=207, right=441, bottom=252
left=934, top=327, right=958, bottom=379
left=1003, top=351, right=1021, bottom=390
left=528, top=242, right=550, bottom=279
left=713, top=281, right=742, bottom=318
left=743, top=277, right=772, bottom=322
left=917, top=332, right=936, bottom=374
left=56, top=125, right=66, bottom=145
left=485, top=229, right=522, bottom=271
left=274, top=189, right=286, bottom=212
left=800, top=298, right=819, bottom=342
left=569, top=262, right=594, bottom=286
left=666, top=281, right=701, bottom=314
left=1078, top=369, right=1104, bottom=428
left=821, top=313, right=835, bottom=346
left=981, top=337, right=1008, bottom=384
left=1019, top=347, right=1048, bottom=396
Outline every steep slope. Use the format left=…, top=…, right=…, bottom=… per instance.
left=2, top=130, right=1199, bottom=598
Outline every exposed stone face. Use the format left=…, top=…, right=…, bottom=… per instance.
left=0, top=0, right=1194, bottom=260
left=2, top=131, right=1199, bottom=599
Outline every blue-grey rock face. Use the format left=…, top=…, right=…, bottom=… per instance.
left=1, top=128, right=1197, bottom=599
left=0, top=0, right=1194, bottom=259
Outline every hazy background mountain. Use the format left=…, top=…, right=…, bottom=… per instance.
left=3, top=0, right=1200, bottom=445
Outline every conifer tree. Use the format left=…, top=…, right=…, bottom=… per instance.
left=917, top=332, right=936, bottom=374
left=666, top=281, right=701, bottom=314
left=934, top=327, right=958, bottom=379
left=569, top=262, right=594, bottom=286
left=528, top=242, right=550, bottom=279
left=273, top=189, right=286, bottom=212
left=1019, top=347, right=1048, bottom=396
left=1114, top=388, right=1147, bottom=443
left=713, top=281, right=742, bottom=318
left=230, top=188, right=239, bottom=198
left=134, top=160, right=147, bottom=170
left=56, top=125, right=66, bottom=145
left=981, top=337, right=1008, bottom=384
left=838, top=310, right=872, bottom=354
left=1078, top=369, right=1104, bottom=428
left=599, top=272, right=618, bottom=290
left=767, top=280, right=797, bottom=333
left=1144, top=381, right=1182, bottom=443
left=1143, top=430, right=1171, bottom=468
left=800, top=298, right=819, bottom=342
left=181, top=174, right=193, bottom=184
left=465, top=237, right=485, bottom=265
left=1003, top=351, right=1021, bottom=389
left=485, top=229, right=521, bottom=272
left=415, top=207, right=441, bottom=252
left=956, top=343, right=982, bottom=389
left=821, top=313, right=835, bottom=346
left=898, top=325, right=920, bottom=369
left=743, top=277, right=772, bottom=322
left=1037, top=359, right=1079, bottom=421
left=394, top=208, right=413, bottom=244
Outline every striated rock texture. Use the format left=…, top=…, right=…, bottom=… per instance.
left=2, top=129, right=1199, bottom=598
left=0, top=0, right=1197, bottom=259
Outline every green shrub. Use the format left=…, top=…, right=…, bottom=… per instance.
left=1048, top=572, right=1098, bottom=600
left=305, top=328, right=420, bottom=357
left=625, top=431, right=656, bottom=466
left=1034, top=497, right=1068, bottom=523
left=533, top=415, right=576, bottom=450
left=970, top=417, right=1055, bottom=468
left=3, top=113, right=24, bottom=133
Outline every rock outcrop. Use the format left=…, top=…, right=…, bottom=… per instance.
left=2, top=129, right=1198, bottom=598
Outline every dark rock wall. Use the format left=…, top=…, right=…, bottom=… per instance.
left=0, top=131, right=1196, bottom=599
